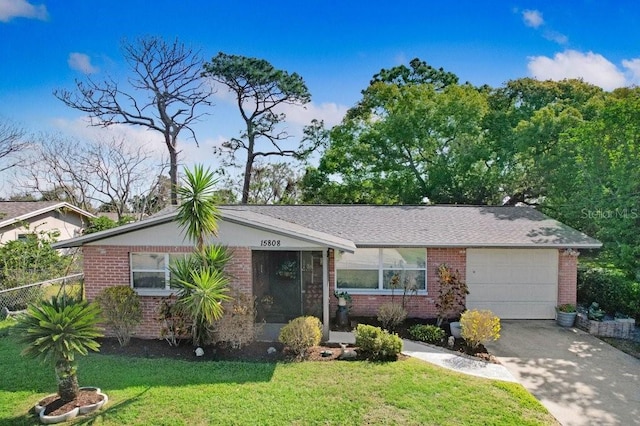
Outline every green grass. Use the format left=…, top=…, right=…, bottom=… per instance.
left=0, top=320, right=557, bottom=425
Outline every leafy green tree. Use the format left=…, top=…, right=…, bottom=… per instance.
left=305, top=80, right=489, bottom=204
left=16, top=298, right=102, bottom=401
left=202, top=53, right=317, bottom=203
left=0, top=229, right=71, bottom=290
left=171, top=164, right=230, bottom=346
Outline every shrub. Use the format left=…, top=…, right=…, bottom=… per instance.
left=460, top=309, right=501, bottom=349
left=435, top=264, right=468, bottom=326
left=278, top=316, right=322, bottom=358
left=96, top=286, right=142, bottom=346
left=214, top=290, right=260, bottom=349
left=578, top=265, right=640, bottom=317
left=377, top=302, right=407, bottom=331
left=156, top=296, right=190, bottom=346
left=354, top=324, right=403, bottom=361
left=408, top=324, right=445, bottom=344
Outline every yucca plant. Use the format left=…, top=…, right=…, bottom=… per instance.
left=15, top=298, right=103, bottom=401
left=172, top=164, right=232, bottom=347
left=173, top=267, right=231, bottom=346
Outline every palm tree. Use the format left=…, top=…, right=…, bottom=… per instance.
left=172, top=164, right=231, bottom=346
left=175, top=164, right=220, bottom=254
left=16, top=298, right=102, bottom=402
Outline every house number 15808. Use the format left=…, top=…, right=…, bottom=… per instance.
left=260, top=239, right=281, bottom=247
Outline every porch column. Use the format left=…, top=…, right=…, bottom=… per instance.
left=322, top=248, right=329, bottom=340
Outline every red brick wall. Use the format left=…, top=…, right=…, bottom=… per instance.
left=558, top=250, right=578, bottom=305
left=329, top=248, right=467, bottom=319
left=84, top=245, right=253, bottom=339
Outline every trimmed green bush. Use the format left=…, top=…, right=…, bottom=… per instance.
left=279, top=316, right=322, bottom=358
left=578, top=265, right=640, bottom=317
left=96, top=286, right=142, bottom=346
left=408, top=324, right=445, bottom=344
left=377, top=302, right=407, bottom=331
left=354, top=324, right=403, bottom=361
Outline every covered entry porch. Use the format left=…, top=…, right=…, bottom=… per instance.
left=252, top=250, right=330, bottom=338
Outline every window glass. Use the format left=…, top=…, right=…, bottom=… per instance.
left=131, top=253, right=165, bottom=270
left=132, top=271, right=166, bottom=289
left=335, top=248, right=379, bottom=269
left=381, top=248, right=425, bottom=269
left=337, top=270, right=378, bottom=289
left=382, top=270, right=426, bottom=291
left=337, top=248, right=427, bottom=292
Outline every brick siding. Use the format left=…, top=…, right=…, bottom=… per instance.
left=84, top=245, right=252, bottom=339
left=558, top=250, right=578, bottom=305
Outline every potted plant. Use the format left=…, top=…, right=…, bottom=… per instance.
left=556, top=303, right=577, bottom=327
left=334, top=290, right=352, bottom=307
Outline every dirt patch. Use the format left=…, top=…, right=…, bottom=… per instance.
left=38, top=389, right=103, bottom=416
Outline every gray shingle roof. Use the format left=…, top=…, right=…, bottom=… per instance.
left=53, top=204, right=602, bottom=249
left=222, top=205, right=602, bottom=248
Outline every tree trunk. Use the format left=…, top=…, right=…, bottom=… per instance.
left=168, top=140, right=178, bottom=205
left=56, top=361, right=79, bottom=402
left=241, top=146, right=255, bottom=204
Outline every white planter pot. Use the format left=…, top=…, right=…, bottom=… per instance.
left=450, top=322, right=462, bottom=339
left=338, top=297, right=347, bottom=307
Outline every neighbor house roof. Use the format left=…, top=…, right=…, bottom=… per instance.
left=0, top=201, right=95, bottom=229
left=53, top=204, right=601, bottom=250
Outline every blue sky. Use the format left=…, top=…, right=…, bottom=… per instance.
left=1, top=0, right=639, bottom=185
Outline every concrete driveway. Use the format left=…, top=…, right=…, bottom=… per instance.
left=484, top=320, right=640, bottom=426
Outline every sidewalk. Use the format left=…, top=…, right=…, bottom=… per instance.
left=329, top=331, right=516, bottom=382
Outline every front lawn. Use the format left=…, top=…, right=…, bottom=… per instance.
left=0, top=320, right=557, bottom=425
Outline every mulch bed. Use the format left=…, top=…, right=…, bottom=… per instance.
left=38, top=389, right=103, bottom=416
left=97, top=317, right=496, bottom=364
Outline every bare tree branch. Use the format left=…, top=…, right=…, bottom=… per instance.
left=54, top=36, right=213, bottom=205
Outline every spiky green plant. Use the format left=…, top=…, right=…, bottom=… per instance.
left=175, top=164, right=220, bottom=254
left=15, top=298, right=102, bottom=401
left=173, top=268, right=231, bottom=346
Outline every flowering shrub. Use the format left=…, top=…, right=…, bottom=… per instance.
left=460, top=309, right=500, bottom=349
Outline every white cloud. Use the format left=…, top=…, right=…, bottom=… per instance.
left=279, top=101, right=348, bottom=128
left=0, top=0, right=47, bottom=22
left=67, top=53, right=99, bottom=74
left=527, top=50, right=626, bottom=91
left=543, top=30, right=568, bottom=45
left=622, top=58, right=640, bottom=86
left=522, top=9, right=544, bottom=28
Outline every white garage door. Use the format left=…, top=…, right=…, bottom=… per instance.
left=466, top=249, right=558, bottom=319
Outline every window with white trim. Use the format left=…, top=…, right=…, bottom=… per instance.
left=130, top=253, right=185, bottom=291
left=336, top=248, right=426, bottom=292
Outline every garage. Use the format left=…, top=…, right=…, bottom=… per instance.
left=466, top=248, right=558, bottom=319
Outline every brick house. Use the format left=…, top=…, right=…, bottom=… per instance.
left=54, top=205, right=601, bottom=339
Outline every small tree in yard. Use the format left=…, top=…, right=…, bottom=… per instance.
left=96, top=286, right=142, bottom=346
left=435, top=264, right=468, bottom=326
left=16, top=298, right=103, bottom=402
left=170, top=164, right=231, bottom=347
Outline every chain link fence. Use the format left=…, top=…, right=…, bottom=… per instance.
left=0, top=274, right=84, bottom=318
